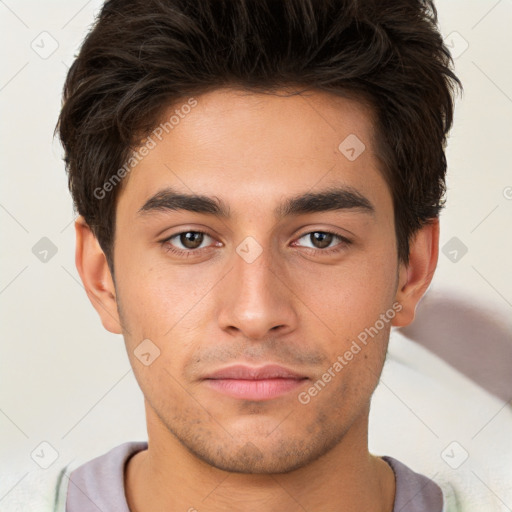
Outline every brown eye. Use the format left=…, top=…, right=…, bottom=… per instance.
left=179, top=232, right=204, bottom=249
left=297, top=231, right=335, bottom=249
left=294, top=230, right=351, bottom=253
left=309, top=232, right=333, bottom=249
left=165, top=231, right=212, bottom=251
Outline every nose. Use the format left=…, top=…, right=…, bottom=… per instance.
left=217, top=242, right=298, bottom=341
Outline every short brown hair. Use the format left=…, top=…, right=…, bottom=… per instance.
left=57, top=0, right=462, bottom=268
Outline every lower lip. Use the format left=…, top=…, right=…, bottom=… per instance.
left=204, top=378, right=307, bottom=400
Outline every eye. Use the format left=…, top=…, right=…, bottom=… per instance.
left=162, top=231, right=215, bottom=254
left=294, top=231, right=351, bottom=252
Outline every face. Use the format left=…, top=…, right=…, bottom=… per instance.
left=105, top=88, right=403, bottom=473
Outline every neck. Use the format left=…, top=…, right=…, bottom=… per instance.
left=125, top=404, right=395, bottom=512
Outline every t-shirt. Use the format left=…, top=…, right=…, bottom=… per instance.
left=63, top=441, right=450, bottom=511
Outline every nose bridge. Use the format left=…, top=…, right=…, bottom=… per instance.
left=217, top=239, right=297, bottom=339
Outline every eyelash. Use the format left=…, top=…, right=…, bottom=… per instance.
left=160, top=230, right=352, bottom=257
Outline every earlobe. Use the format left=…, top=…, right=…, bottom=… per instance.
left=392, top=219, right=439, bottom=327
left=74, top=216, right=123, bottom=334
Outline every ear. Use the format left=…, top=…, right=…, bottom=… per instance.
left=74, top=216, right=122, bottom=334
left=392, top=219, right=439, bottom=327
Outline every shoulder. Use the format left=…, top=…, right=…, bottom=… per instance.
left=383, top=456, right=457, bottom=512
left=0, top=441, right=147, bottom=512
left=66, top=441, right=148, bottom=512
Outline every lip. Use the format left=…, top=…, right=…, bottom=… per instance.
left=203, top=364, right=308, bottom=401
left=204, top=364, right=307, bottom=380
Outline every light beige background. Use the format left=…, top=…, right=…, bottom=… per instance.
left=1, top=0, right=511, bottom=507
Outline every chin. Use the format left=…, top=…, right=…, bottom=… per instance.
left=178, top=425, right=341, bottom=475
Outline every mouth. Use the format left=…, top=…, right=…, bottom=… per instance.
left=203, top=364, right=309, bottom=401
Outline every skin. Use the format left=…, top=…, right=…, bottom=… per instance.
left=75, top=87, right=439, bottom=512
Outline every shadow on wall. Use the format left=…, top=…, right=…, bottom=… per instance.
left=399, top=288, right=512, bottom=403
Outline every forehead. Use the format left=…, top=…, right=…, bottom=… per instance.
left=160, top=87, right=377, bottom=164
left=117, top=87, right=389, bottom=215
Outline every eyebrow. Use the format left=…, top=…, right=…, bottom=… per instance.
left=137, top=185, right=375, bottom=219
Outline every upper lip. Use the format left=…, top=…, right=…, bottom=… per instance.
left=204, top=364, right=308, bottom=380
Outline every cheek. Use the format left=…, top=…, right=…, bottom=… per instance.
left=287, top=251, right=398, bottom=343
left=114, top=257, right=221, bottom=397
left=115, top=250, right=218, bottom=340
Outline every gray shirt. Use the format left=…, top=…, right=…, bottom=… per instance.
left=66, top=441, right=443, bottom=511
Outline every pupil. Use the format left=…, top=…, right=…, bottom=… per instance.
left=312, top=232, right=332, bottom=249
left=181, top=232, right=203, bottom=249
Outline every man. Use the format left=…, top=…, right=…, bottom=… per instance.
left=42, top=0, right=465, bottom=510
